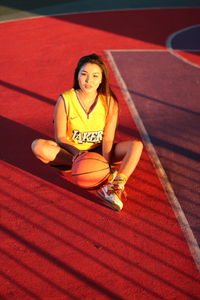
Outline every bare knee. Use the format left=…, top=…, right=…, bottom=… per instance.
left=31, top=139, right=60, bottom=164
left=128, top=140, right=143, bottom=152
left=134, top=140, right=143, bottom=151
left=31, top=139, right=54, bottom=163
left=31, top=139, right=45, bottom=156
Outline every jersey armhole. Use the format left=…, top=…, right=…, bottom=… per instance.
left=60, top=94, right=68, bottom=115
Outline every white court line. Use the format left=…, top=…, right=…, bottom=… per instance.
left=109, top=49, right=167, bottom=52
left=1, top=6, right=200, bottom=269
left=166, top=24, right=200, bottom=69
left=105, top=49, right=200, bottom=272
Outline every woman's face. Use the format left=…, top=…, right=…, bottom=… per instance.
left=78, top=63, right=102, bottom=94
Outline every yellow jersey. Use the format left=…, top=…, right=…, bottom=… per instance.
left=62, top=88, right=109, bottom=151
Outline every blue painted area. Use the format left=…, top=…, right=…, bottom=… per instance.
left=170, top=25, right=200, bottom=50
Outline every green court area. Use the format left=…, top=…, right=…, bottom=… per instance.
left=0, top=0, right=75, bottom=12
left=0, top=0, right=199, bottom=21
left=0, top=0, right=76, bottom=19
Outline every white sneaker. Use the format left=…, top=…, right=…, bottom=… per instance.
left=97, top=182, right=124, bottom=211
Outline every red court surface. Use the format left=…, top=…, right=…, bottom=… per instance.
left=1, top=8, right=200, bottom=300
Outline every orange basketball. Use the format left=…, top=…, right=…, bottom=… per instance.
left=71, top=152, right=110, bottom=189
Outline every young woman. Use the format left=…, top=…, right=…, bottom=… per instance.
left=31, top=53, right=143, bottom=211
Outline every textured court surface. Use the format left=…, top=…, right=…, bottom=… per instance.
left=110, top=49, right=200, bottom=244
left=0, top=4, right=200, bottom=300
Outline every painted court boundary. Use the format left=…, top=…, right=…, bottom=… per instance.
left=106, top=49, right=200, bottom=272
left=1, top=6, right=199, bottom=273
left=166, top=24, right=200, bottom=69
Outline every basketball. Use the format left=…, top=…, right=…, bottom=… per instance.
left=71, top=152, right=110, bottom=189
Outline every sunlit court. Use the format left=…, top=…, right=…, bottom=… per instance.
left=0, top=1, right=200, bottom=299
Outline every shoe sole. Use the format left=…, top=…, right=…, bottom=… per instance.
left=97, top=190, right=122, bottom=211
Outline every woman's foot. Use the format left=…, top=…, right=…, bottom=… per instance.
left=97, top=173, right=126, bottom=211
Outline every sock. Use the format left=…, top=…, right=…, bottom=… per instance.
left=107, top=168, right=117, bottom=183
left=113, top=173, right=128, bottom=186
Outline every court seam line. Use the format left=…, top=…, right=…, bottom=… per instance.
left=105, top=49, right=200, bottom=272
left=1, top=7, right=200, bottom=24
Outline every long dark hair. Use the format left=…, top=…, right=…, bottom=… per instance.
left=73, top=53, right=118, bottom=103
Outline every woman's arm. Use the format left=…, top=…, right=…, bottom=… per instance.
left=54, top=96, right=81, bottom=156
left=102, top=97, right=119, bottom=162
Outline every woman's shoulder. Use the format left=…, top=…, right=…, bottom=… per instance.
left=62, top=88, right=75, bottom=99
left=56, top=88, right=75, bottom=115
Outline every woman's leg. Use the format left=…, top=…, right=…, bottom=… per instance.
left=31, top=139, right=73, bottom=166
left=111, top=140, right=143, bottom=179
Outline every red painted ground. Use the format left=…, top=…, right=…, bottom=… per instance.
left=0, top=8, right=200, bottom=300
